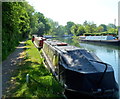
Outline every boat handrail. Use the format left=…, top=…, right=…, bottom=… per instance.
left=89, top=59, right=108, bottom=87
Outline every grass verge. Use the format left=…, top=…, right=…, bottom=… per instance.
left=6, top=40, right=64, bottom=98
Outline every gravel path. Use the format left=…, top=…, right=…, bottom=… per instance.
left=2, top=41, right=26, bottom=97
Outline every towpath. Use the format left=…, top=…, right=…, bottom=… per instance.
left=2, top=41, right=26, bottom=97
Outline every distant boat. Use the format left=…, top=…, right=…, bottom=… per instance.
left=43, top=35, right=55, bottom=38
left=33, top=37, right=119, bottom=99
left=80, top=36, right=120, bottom=46
left=32, top=36, right=46, bottom=50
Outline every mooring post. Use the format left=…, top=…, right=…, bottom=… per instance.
left=26, top=74, right=29, bottom=83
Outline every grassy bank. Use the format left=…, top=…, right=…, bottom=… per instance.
left=7, top=40, right=64, bottom=98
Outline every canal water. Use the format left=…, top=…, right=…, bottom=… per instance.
left=54, top=37, right=120, bottom=98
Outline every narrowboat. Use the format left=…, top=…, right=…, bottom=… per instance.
left=32, top=36, right=46, bottom=50
left=80, top=36, right=120, bottom=46
left=33, top=37, right=119, bottom=99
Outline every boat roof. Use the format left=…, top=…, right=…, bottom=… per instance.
left=45, top=40, right=113, bottom=73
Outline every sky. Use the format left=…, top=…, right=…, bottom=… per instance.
left=26, top=0, right=119, bottom=26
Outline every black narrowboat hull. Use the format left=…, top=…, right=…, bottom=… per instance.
left=38, top=39, right=119, bottom=98
left=42, top=50, right=119, bottom=98
left=62, top=69, right=119, bottom=99
left=64, top=88, right=119, bottom=99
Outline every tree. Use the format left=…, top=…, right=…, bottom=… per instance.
left=107, top=23, right=116, bottom=28
left=77, top=25, right=85, bottom=35
left=35, top=12, right=50, bottom=36
left=83, top=21, right=97, bottom=33
left=71, top=24, right=78, bottom=35
left=83, top=20, right=88, bottom=26
left=65, top=21, right=75, bottom=35
left=55, top=25, right=66, bottom=36
left=2, top=2, right=51, bottom=60
left=107, top=24, right=117, bottom=33
left=2, top=2, right=33, bottom=60
left=97, top=26, right=104, bottom=32
left=99, top=24, right=107, bottom=32
left=47, top=18, right=59, bottom=36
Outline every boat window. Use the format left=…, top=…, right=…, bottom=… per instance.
left=53, top=54, right=59, bottom=66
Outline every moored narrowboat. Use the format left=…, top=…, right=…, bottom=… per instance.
left=32, top=35, right=46, bottom=50
left=33, top=37, right=119, bottom=98
left=80, top=36, right=120, bottom=46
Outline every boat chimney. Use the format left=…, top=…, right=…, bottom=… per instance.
left=118, top=1, right=120, bottom=40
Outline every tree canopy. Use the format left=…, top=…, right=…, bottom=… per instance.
left=2, top=2, right=50, bottom=60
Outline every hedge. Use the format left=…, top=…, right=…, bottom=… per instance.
left=84, top=33, right=117, bottom=36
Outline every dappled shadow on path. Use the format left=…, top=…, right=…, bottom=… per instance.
left=2, top=40, right=64, bottom=98
left=2, top=41, right=26, bottom=96
left=3, top=59, right=50, bottom=98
